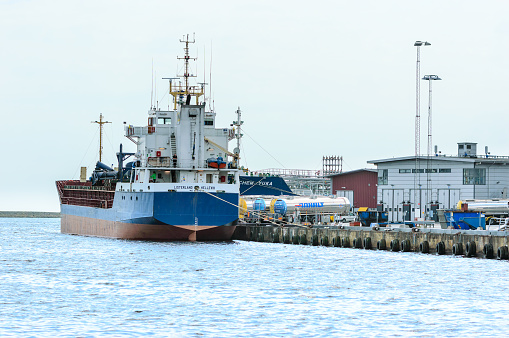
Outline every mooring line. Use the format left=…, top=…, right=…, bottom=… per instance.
left=198, top=189, right=310, bottom=229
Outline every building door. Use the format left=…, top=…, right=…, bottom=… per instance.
left=409, top=188, right=432, bottom=220
left=437, top=189, right=461, bottom=210
left=382, top=189, right=404, bottom=222
left=336, top=190, right=354, bottom=209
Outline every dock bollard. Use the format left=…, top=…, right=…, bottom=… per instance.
left=483, top=243, right=494, bottom=259
left=299, top=234, right=307, bottom=245
left=353, top=237, right=362, bottom=248
left=497, top=246, right=508, bottom=260
left=377, top=239, right=386, bottom=250
left=390, top=239, right=400, bottom=252
left=311, top=235, right=319, bottom=246
left=363, top=237, right=372, bottom=250
left=400, top=239, right=411, bottom=252
left=292, top=235, right=299, bottom=245
left=341, top=237, right=350, bottom=248
left=436, top=241, right=446, bottom=255
left=419, top=241, right=429, bottom=253
left=465, top=241, right=476, bottom=257
left=452, top=243, right=463, bottom=256
left=332, top=236, right=341, bottom=247
left=321, top=236, right=329, bottom=246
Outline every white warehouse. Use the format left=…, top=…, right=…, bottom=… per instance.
left=367, top=142, right=509, bottom=222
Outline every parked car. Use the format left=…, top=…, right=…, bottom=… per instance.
left=337, top=213, right=357, bottom=223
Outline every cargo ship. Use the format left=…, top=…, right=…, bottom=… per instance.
left=56, top=35, right=241, bottom=241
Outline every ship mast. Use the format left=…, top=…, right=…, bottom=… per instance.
left=92, top=113, right=111, bottom=162
left=169, top=33, right=204, bottom=109
left=232, top=107, right=243, bottom=168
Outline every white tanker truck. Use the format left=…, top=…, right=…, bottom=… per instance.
left=457, top=199, right=509, bottom=215
left=241, top=195, right=352, bottom=225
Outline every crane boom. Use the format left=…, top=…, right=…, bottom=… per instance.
left=204, top=137, right=239, bottom=159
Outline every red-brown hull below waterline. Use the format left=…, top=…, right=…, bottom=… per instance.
left=61, top=214, right=237, bottom=241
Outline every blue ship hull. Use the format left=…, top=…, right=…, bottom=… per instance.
left=60, top=190, right=239, bottom=241
left=153, top=191, right=239, bottom=226
left=240, top=176, right=296, bottom=196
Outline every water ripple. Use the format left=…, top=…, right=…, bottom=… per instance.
left=1, top=218, right=509, bottom=336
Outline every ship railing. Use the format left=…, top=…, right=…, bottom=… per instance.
left=143, top=161, right=239, bottom=171
left=64, top=185, right=111, bottom=191
left=257, top=168, right=323, bottom=177
left=433, top=154, right=509, bottom=160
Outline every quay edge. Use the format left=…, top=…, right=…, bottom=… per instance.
left=233, top=225, right=509, bottom=259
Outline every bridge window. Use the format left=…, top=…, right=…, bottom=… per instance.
left=204, top=120, right=213, bottom=126
left=158, top=117, right=171, bottom=125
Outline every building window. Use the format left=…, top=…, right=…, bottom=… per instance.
left=399, top=169, right=411, bottom=173
left=412, top=169, right=424, bottom=173
left=439, top=168, right=451, bottom=173
left=463, top=168, right=486, bottom=185
left=378, top=169, right=388, bottom=185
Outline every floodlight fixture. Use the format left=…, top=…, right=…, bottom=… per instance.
left=414, top=41, right=431, bottom=46
left=423, top=75, right=441, bottom=81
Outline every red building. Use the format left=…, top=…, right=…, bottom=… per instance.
left=330, top=169, right=377, bottom=209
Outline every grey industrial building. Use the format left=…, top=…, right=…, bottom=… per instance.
left=367, top=142, right=509, bottom=223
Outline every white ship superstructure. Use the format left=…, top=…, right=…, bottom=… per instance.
left=57, top=35, right=241, bottom=241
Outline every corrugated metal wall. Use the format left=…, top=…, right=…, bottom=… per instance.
left=331, top=171, right=377, bottom=208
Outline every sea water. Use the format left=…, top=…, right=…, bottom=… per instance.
left=1, top=218, right=508, bottom=337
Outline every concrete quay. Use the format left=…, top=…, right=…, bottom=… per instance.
left=232, top=224, right=509, bottom=259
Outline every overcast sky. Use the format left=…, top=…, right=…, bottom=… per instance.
left=1, top=0, right=508, bottom=211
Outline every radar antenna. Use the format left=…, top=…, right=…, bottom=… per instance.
left=168, top=33, right=204, bottom=109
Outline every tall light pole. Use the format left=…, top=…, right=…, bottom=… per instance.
left=423, top=74, right=441, bottom=219
left=414, top=40, right=430, bottom=220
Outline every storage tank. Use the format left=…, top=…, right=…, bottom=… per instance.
left=243, top=196, right=350, bottom=215
left=284, top=196, right=350, bottom=214
left=239, top=198, right=247, bottom=218
left=253, top=198, right=266, bottom=211
left=273, top=199, right=287, bottom=215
